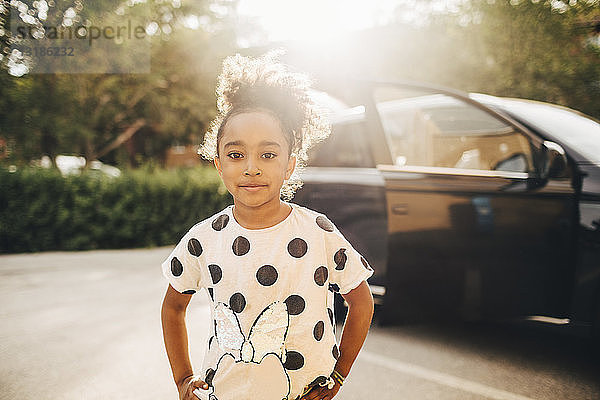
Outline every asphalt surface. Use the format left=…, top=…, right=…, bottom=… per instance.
left=1, top=248, right=598, bottom=400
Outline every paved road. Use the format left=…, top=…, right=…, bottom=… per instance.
left=1, top=248, right=598, bottom=400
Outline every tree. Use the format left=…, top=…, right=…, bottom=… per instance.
left=0, top=0, right=243, bottom=167
left=281, top=0, right=599, bottom=120
left=444, top=0, right=600, bottom=118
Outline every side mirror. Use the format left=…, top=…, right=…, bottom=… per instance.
left=542, top=141, right=568, bottom=179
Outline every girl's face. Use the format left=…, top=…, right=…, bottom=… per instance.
left=214, top=111, right=296, bottom=209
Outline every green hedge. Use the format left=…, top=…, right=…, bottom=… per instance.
left=0, top=165, right=232, bottom=253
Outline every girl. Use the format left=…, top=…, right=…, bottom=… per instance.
left=160, top=51, right=375, bottom=400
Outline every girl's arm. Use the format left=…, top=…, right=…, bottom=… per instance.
left=335, top=280, right=375, bottom=378
left=301, top=280, right=374, bottom=400
left=161, top=284, right=209, bottom=399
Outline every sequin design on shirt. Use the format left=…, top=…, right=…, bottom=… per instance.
left=208, top=300, right=292, bottom=400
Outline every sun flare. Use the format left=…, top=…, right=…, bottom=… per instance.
left=236, top=0, right=399, bottom=44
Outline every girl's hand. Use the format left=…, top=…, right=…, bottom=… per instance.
left=177, top=374, right=209, bottom=400
left=299, top=380, right=341, bottom=400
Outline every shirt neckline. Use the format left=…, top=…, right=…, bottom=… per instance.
left=228, top=201, right=295, bottom=233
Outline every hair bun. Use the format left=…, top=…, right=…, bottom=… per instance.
left=216, top=50, right=310, bottom=115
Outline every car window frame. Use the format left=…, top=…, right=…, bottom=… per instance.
left=363, top=81, right=547, bottom=178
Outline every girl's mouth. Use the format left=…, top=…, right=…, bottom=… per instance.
left=240, top=185, right=267, bottom=191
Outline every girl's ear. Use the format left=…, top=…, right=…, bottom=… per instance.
left=284, top=155, right=296, bottom=180
left=214, top=156, right=223, bottom=178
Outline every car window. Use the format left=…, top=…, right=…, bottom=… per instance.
left=474, top=95, right=600, bottom=164
left=307, top=111, right=374, bottom=168
left=373, top=87, right=534, bottom=173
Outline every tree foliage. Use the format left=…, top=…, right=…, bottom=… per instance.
left=286, top=0, right=599, bottom=120
left=443, top=0, right=600, bottom=118
left=0, top=0, right=240, bottom=167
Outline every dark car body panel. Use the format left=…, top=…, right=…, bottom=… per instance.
left=293, top=169, right=389, bottom=298
left=378, top=165, right=576, bottom=321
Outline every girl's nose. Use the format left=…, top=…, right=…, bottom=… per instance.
left=244, top=158, right=261, bottom=176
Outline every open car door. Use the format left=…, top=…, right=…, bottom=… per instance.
left=370, top=84, right=575, bottom=323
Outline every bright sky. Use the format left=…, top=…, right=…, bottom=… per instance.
left=236, top=0, right=428, bottom=44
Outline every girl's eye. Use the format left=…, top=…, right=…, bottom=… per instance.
left=263, top=152, right=277, bottom=159
left=227, top=152, right=243, bottom=159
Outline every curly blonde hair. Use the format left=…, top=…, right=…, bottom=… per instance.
left=198, top=50, right=331, bottom=201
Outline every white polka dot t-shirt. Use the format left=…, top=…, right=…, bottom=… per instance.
left=161, top=201, right=374, bottom=400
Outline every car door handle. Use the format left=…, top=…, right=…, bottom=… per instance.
left=391, top=204, right=409, bottom=215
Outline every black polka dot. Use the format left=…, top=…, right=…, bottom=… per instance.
left=316, top=215, right=334, bottom=232
left=313, top=321, right=324, bottom=341
left=314, top=266, right=328, bottom=286
left=256, top=265, right=278, bottom=286
left=285, top=294, right=305, bottom=315
left=232, top=236, right=250, bottom=256
left=212, top=214, right=229, bottom=231
left=332, top=344, right=340, bottom=360
left=182, top=289, right=196, bottom=295
left=229, top=292, right=246, bottom=313
left=187, top=238, right=203, bottom=256
left=205, top=368, right=215, bottom=386
left=283, top=350, right=304, bottom=370
left=287, top=238, right=308, bottom=258
left=328, top=283, right=340, bottom=293
left=328, top=308, right=334, bottom=326
left=171, top=257, right=183, bottom=276
left=208, top=287, right=214, bottom=301
left=361, top=256, right=374, bottom=271
left=208, top=264, right=222, bottom=284
left=334, top=248, right=347, bottom=270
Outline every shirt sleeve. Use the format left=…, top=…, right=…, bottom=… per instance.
left=161, top=227, right=206, bottom=294
left=322, top=215, right=375, bottom=295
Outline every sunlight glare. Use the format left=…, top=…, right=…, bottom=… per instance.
left=237, top=0, right=399, bottom=43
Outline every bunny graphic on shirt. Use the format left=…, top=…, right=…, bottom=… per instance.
left=204, top=300, right=292, bottom=400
